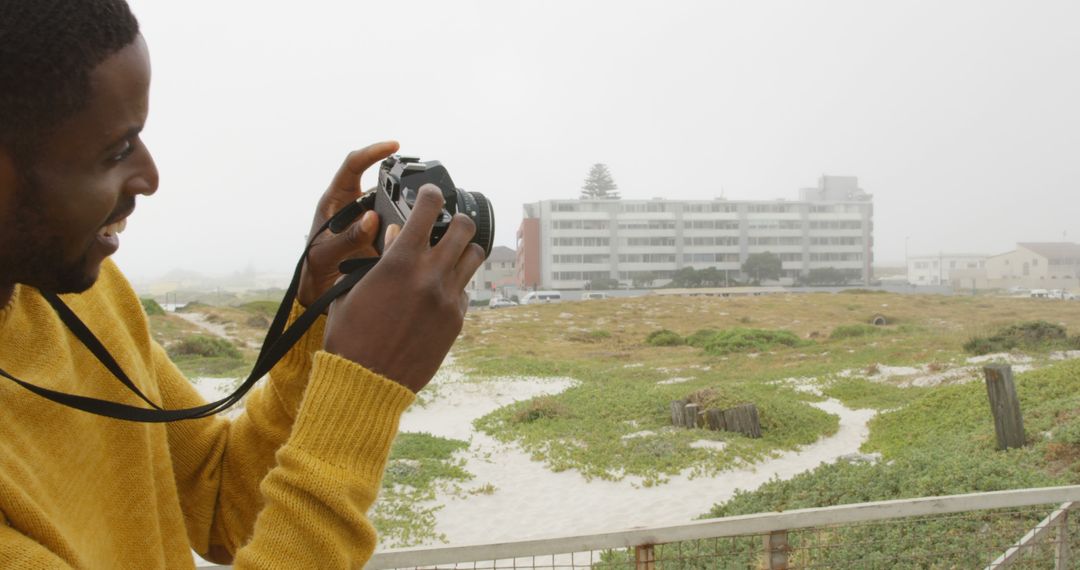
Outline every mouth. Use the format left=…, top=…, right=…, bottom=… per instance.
left=98, top=218, right=128, bottom=238
left=99, top=202, right=136, bottom=239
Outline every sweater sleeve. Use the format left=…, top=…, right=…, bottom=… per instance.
left=160, top=342, right=414, bottom=567
left=160, top=301, right=327, bottom=559
left=232, top=353, right=415, bottom=568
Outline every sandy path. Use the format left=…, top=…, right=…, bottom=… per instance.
left=395, top=363, right=876, bottom=547
left=173, top=311, right=234, bottom=340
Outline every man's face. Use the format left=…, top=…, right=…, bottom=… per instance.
left=0, top=35, right=158, bottom=294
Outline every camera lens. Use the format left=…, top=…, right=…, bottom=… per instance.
left=456, top=190, right=494, bottom=257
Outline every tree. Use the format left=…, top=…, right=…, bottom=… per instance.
left=631, top=271, right=657, bottom=288
left=742, top=252, right=783, bottom=283
left=698, top=267, right=722, bottom=287
left=806, top=267, right=848, bottom=286
left=671, top=267, right=703, bottom=288
left=580, top=163, right=620, bottom=200
left=587, top=276, right=620, bottom=290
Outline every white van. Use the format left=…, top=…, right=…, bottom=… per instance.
left=521, top=291, right=562, bottom=304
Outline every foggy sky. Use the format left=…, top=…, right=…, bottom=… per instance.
left=115, top=0, right=1080, bottom=282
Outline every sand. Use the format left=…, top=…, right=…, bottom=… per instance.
left=392, top=362, right=876, bottom=549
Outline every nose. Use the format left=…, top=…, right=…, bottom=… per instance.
left=125, top=139, right=159, bottom=197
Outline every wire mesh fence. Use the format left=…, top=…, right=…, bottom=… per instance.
left=369, top=497, right=1078, bottom=570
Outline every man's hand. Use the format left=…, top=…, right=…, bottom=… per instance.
left=298, top=141, right=401, bottom=309
left=323, top=185, right=486, bottom=393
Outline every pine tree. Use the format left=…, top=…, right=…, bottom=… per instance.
left=580, top=163, right=620, bottom=199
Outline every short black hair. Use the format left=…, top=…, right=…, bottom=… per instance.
left=0, top=0, right=140, bottom=162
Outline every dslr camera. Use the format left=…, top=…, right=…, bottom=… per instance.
left=372, top=155, right=494, bottom=256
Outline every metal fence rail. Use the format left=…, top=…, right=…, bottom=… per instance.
left=365, top=486, right=1080, bottom=570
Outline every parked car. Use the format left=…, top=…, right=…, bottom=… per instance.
left=582, top=292, right=609, bottom=300
left=488, top=297, right=518, bottom=309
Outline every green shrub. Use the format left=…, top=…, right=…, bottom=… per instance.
left=685, top=328, right=719, bottom=348
left=698, top=328, right=806, bottom=355
left=140, top=297, right=165, bottom=316
left=168, top=335, right=241, bottom=359
left=237, top=300, right=280, bottom=318
left=512, top=395, right=569, bottom=424
left=645, top=329, right=684, bottom=346
left=830, top=323, right=883, bottom=340
left=685, top=387, right=744, bottom=411
left=963, top=320, right=1073, bottom=355
left=176, top=301, right=207, bottom=313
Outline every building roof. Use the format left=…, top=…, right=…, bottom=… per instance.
left=488, top=245, right=516, bottom=263
left=1017, top=242, right=1080, bottom=260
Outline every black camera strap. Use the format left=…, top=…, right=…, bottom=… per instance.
left=0, top=202, right=380, bottom=423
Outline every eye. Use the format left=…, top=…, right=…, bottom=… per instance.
left=109, top=139, right=136, bottom=163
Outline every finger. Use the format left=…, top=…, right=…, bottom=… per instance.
left=452, top=243, right=487, bottom=291
left=434, top=212, right=477, bottom=261
left=383, top=223, right=402, bottom=252
left=344, top=210, right=381, bottom=251
left=321, top=141, right=400, bottom=211
left=396, top=185, right=446, bottom=249
left=309, top=210, right=380, bottom=271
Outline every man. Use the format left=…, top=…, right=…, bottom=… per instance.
left=0, top=0, right=484, bottom=567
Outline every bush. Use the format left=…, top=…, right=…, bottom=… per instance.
left=830, top=323, right=883, bottom=340
left=645, top=329, right=684, bottom=346
left=168, top=335, right=241, bottom=359
left=140, top=297, right=165, bottom=316
left=512, top=396, right=569, bottom=424
left=237, top=300, right=280, bottom=318
left=963, top=320, right=1072, bottom=355
left=176, top=301, right=207, bottom=313
left=685, top=387, right=744, bottom=411
left=697, top=328, right=806, bottom=355
left=685, top=328, right=720, bottom=348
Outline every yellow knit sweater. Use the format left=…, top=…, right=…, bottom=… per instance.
left=0, top=260, right=415, bottom=568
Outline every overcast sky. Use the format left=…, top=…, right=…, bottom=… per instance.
left=115, top=0, right=1080, bottom=282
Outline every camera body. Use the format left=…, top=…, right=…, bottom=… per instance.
left=373, top=155, right=494, bottom=257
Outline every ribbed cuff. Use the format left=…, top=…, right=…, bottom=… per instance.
left=290, top=351, right=416, bottom=476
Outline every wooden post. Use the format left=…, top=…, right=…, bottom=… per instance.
left=1056, top=509, right=1070, bottom=570
left=683, top=403, right=700, bottom=429
left=706, top=408, right=725, bottom=431
left=983, top=365, right=1025, bottom=450
left=670, top=400, right=686, bottom=426
left=723, top=404, right=762, bottom=438
left=762, top=530, right=789, bottom=569
left=634, top=544, right=655, bottom=570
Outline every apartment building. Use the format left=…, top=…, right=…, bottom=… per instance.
left=516, top=175, right=873, bottom=289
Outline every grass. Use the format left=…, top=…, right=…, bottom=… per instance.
left=829, top=323, right=886, bottom=339
left=455, top=292, right=1080, bottom=489
left=372, top=432, right=473, bottom=547
left=693, top=358, right=1080, bottom=568
left=147, top=290, right=1080, bottom=554
left=963, top=320, right=1080, bottom=355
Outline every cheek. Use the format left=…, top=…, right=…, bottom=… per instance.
left=33, top=173, right=118, bottom=242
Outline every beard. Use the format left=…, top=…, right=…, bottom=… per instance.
left=1, top=170, right=98, bottom=295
